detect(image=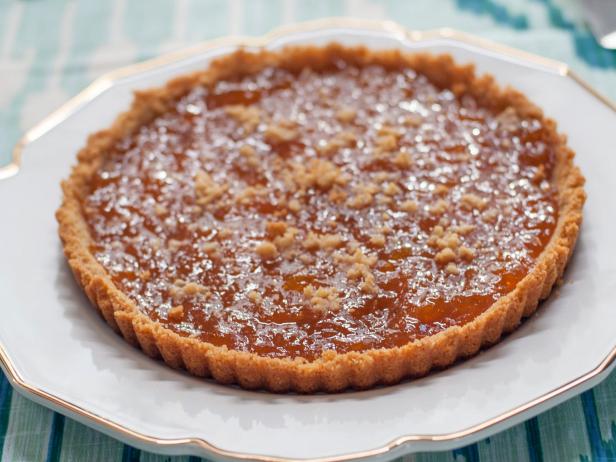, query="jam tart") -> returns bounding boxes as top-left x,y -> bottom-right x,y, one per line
57,44 -> 585,392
